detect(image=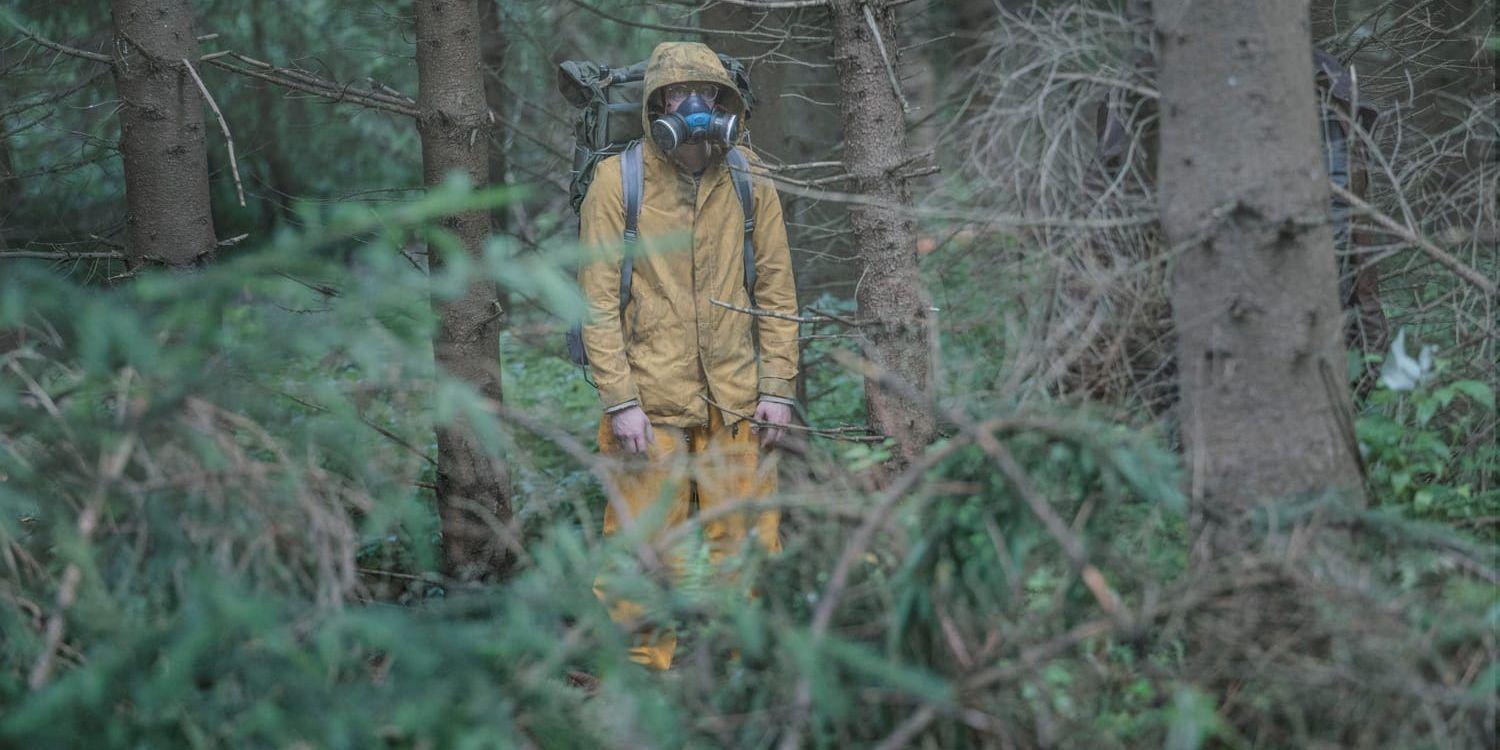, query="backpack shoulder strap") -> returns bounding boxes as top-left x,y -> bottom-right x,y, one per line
619,141 -> 644,312
726,147 -> 757,307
